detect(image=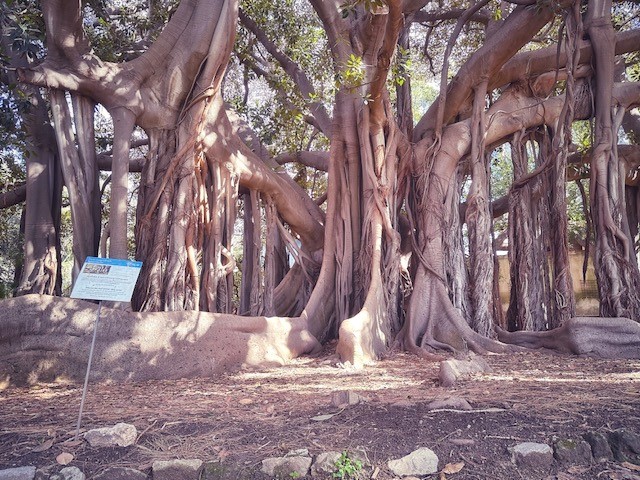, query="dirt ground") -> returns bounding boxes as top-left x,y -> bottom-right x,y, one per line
0,346 -> 639,479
